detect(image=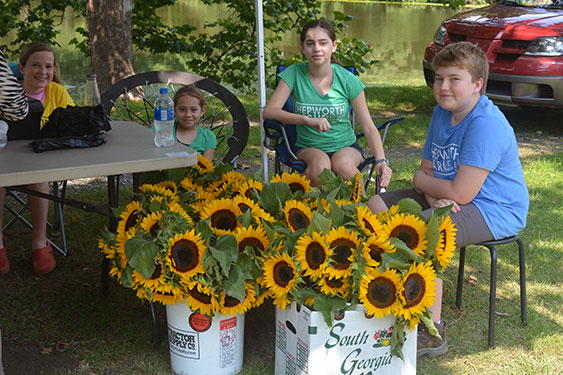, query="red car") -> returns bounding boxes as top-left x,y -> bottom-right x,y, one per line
423,0 -> 563,110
